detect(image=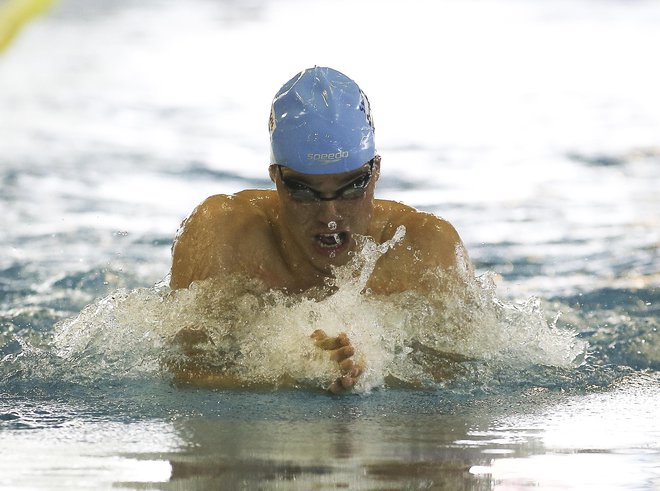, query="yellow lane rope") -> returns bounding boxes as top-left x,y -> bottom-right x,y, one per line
0,0 -> 56,53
